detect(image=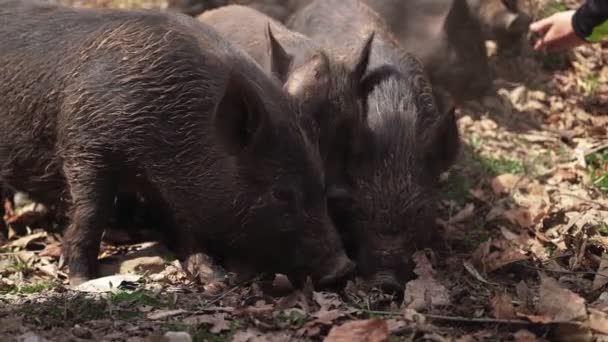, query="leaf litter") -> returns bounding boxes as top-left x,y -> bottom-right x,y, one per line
1,0 -> 608,341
